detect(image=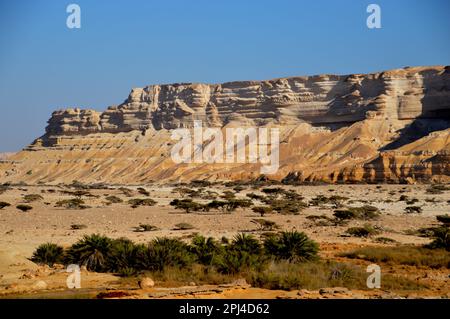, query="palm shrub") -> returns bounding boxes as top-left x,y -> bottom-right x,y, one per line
263,231 -> 319,262
190,235 -> 222,265
107,238 -> 140,275
31,243 -> 64,266
214,234 -> 267,274
137,238 -> 194,271
65,234 -> 112,272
